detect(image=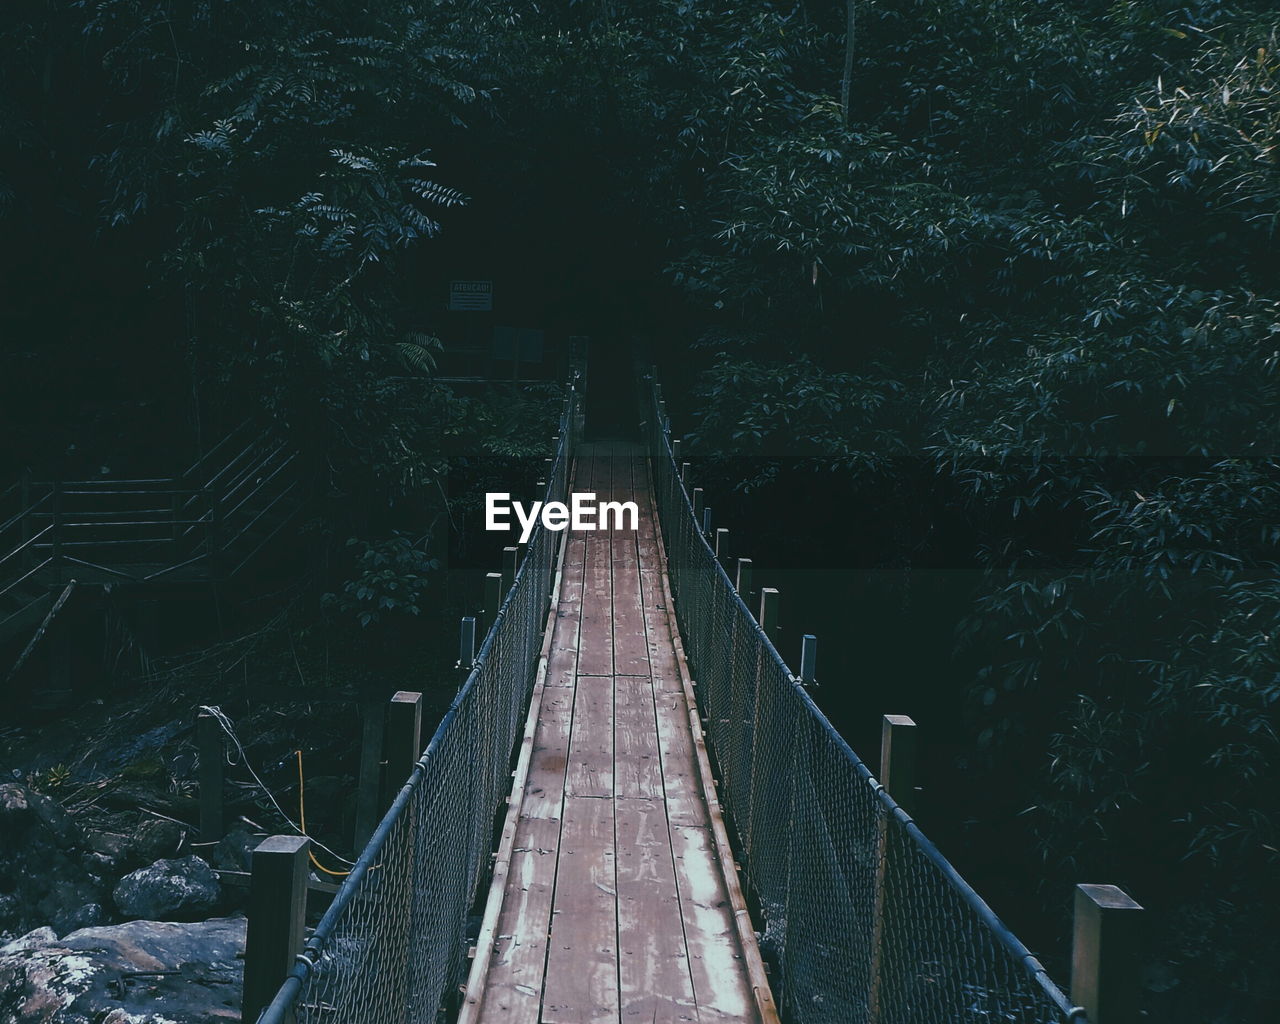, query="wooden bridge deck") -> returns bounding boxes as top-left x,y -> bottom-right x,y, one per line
461,444 -> 776,1024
